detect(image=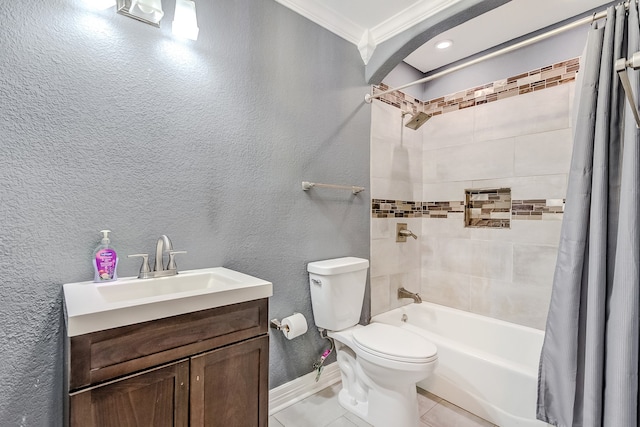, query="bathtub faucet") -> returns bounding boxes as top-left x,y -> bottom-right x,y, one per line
398,287 -> 422,303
